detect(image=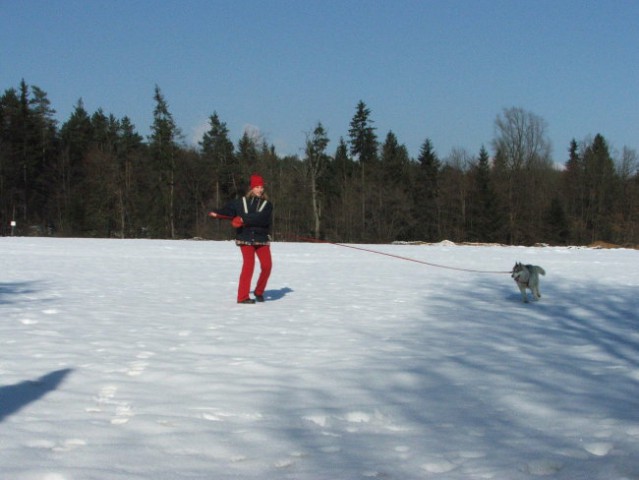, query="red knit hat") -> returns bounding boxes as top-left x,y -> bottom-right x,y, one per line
250,174 -> 265,189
